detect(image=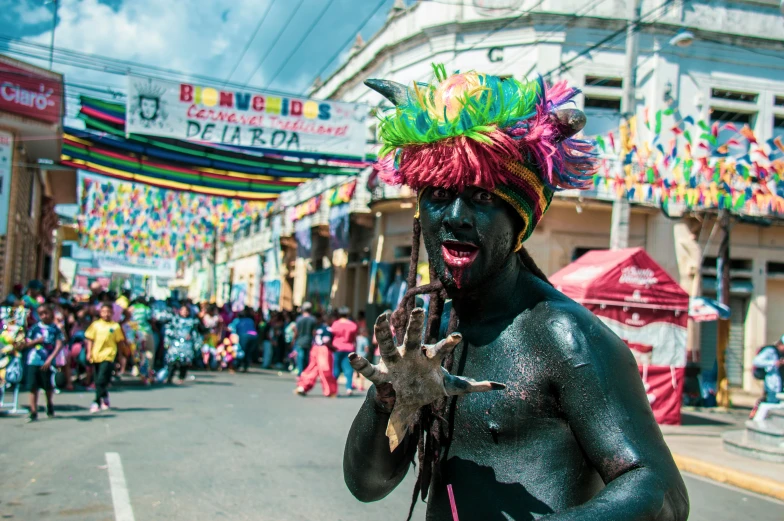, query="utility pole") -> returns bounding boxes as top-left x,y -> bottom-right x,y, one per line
609,0 -> 641,250
715,210 -> 731,407
47,0 -> 58,69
